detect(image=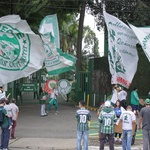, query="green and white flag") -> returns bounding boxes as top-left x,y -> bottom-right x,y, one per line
39,14 -> 76,75
129,24 -> 150,62
0,15 -> 45,85
103,11 -> 139,88
39,14 -> 60,49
